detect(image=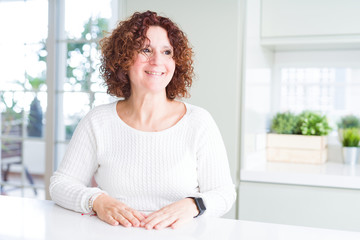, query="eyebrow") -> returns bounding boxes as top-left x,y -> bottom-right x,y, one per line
144,42 -> 173,49
161,45 -> 173,49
